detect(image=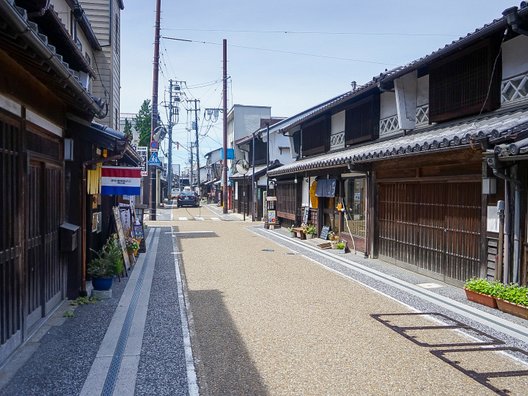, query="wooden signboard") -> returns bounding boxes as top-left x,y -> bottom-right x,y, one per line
113,206 -> 132,270
320,226 -> 330,240
302,206 -> 310,225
